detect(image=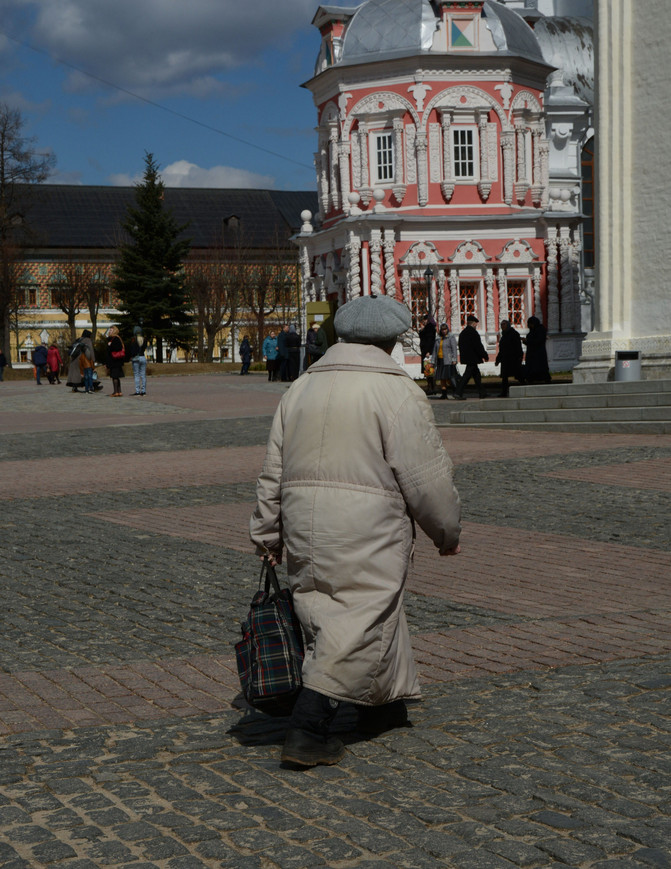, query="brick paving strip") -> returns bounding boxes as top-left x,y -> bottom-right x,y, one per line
546,455 -> 671,491
0,506 -> 667,736
1,432 -> 670,500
